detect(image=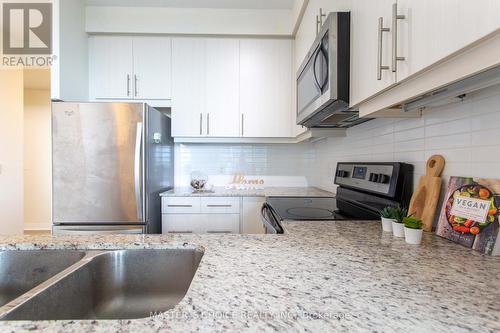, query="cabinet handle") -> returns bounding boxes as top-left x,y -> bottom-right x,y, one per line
168,231 -> 193,234
134,74 -> 138,97
316,15 -> 320,35
167,204 -> 193,207
207,231 -> 231,234
199,113 -> 203,135
319,8 -> 326,27
241,114 -> 245,136
206,113 -> 210,135
391,3 -> 406,72
206,205 -> 232,208
127,74 -> 131,96
377,17 -> 390,80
